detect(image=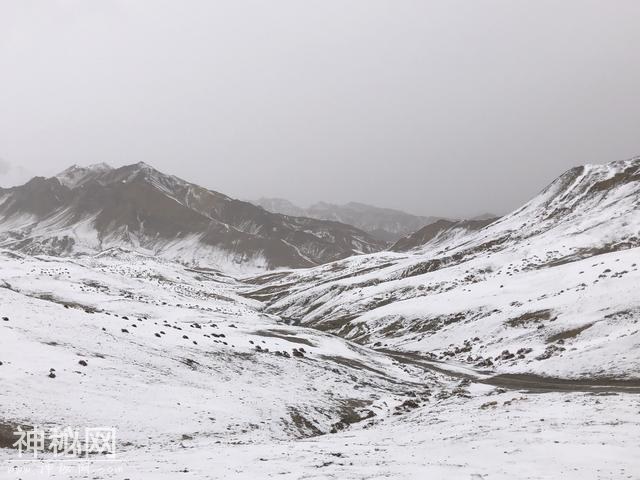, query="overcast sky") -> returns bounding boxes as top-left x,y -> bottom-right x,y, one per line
1,1 -> 639,217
